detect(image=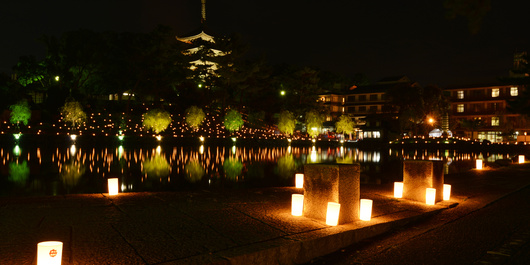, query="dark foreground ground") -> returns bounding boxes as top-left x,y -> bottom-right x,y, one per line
1,163 -> 530,265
